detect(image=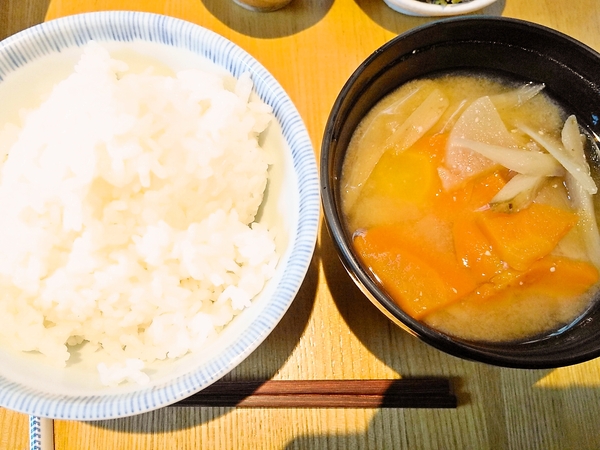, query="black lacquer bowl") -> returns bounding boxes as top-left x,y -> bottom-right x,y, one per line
321,17 -> 600,369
